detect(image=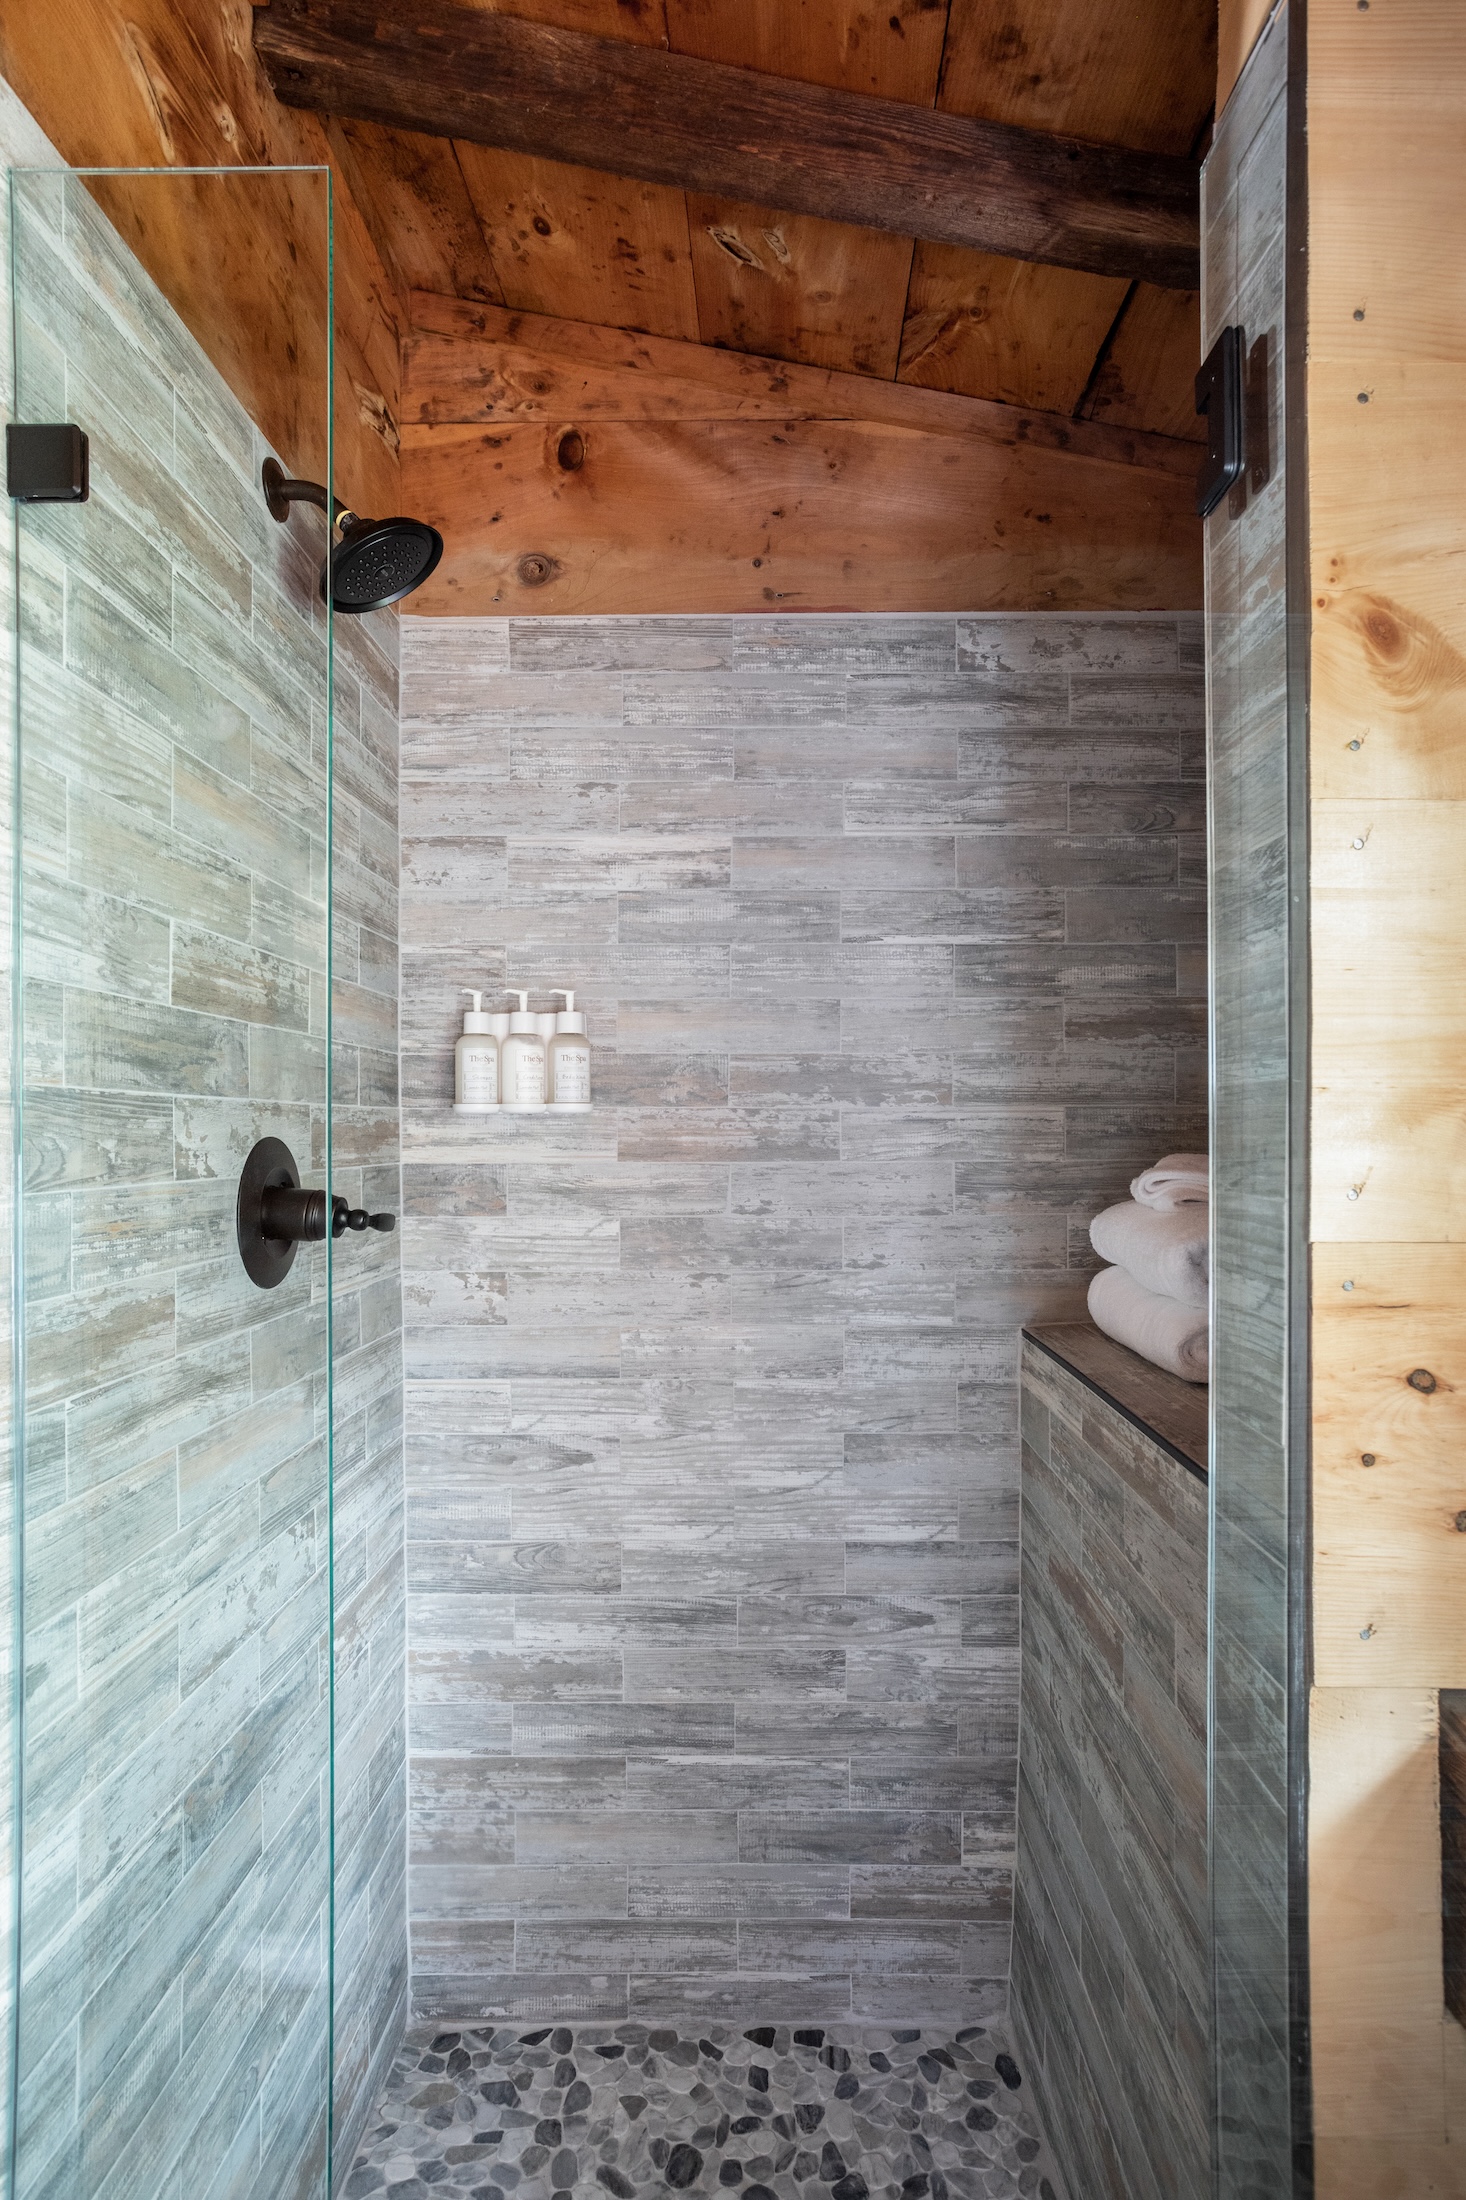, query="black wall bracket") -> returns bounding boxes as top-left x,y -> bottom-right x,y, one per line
1195,327 -> 1246,519
6,422 -> 88,503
